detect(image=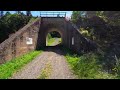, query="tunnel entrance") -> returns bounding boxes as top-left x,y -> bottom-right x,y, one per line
46,31 -> 62,46
36,18 -> 67,50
